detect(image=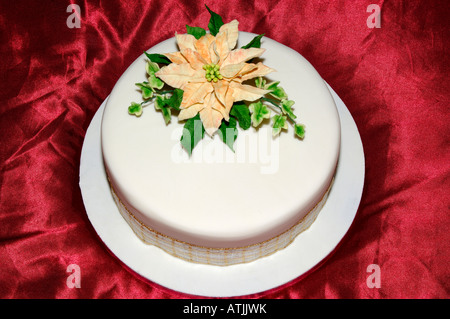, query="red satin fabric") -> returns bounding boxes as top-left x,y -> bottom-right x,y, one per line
1,0 -> 449,299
